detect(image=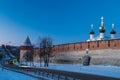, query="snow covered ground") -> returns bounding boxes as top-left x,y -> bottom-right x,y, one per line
1,63 -> 120,80
32,63 -> 120,79
0,67 -> 38,80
